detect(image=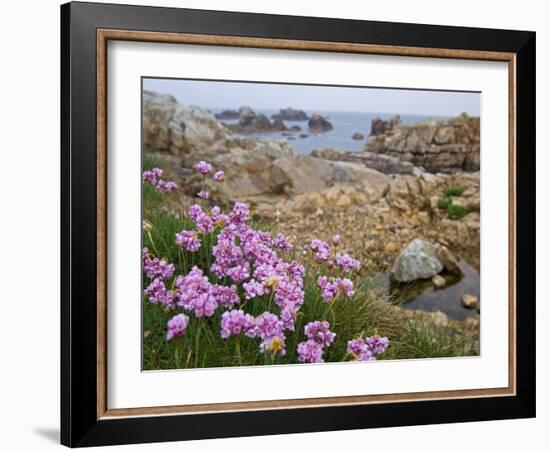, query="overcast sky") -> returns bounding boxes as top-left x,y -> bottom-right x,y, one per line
143,78 -> 480,116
